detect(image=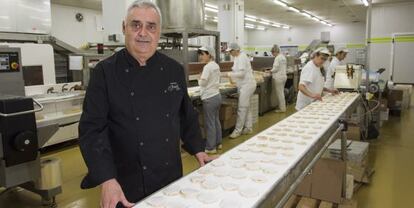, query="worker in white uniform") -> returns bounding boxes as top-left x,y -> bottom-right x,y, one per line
325,47 -> 349,90
197,46 -> 222,154
225,43 -> 257,139
295,47 -> 339,110
269,44 -> 287,113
